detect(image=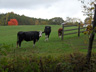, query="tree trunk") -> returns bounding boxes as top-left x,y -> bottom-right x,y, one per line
86,4 -> 96,63
86,33 -> 95,63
